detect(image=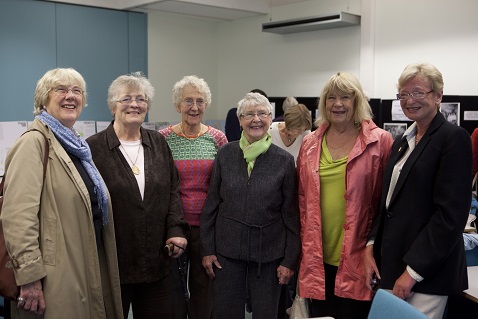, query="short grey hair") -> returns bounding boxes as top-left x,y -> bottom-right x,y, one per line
107,72 -> 154,113
236,92 -> 273,116
172,75 -> 211,108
